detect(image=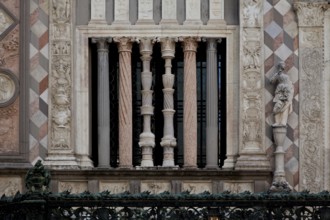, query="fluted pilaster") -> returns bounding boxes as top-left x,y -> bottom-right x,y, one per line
138,38 -> 155,167
114,37 -> 134,169
160,38 -> 177,167
182,37 -> 199,169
